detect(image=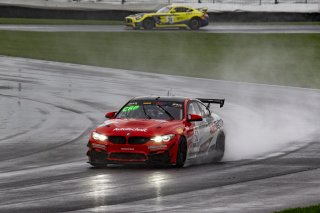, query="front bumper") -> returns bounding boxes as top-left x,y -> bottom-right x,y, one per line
87,149 -> 172,166
200,17 -> 209,27
87,137 -> 178,166
125,17 -> 143,28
